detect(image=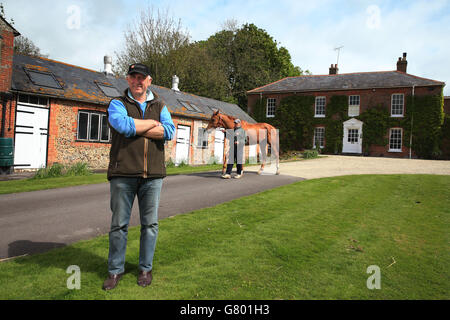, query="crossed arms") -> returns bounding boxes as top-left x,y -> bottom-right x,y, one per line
134,119 -> 164,140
